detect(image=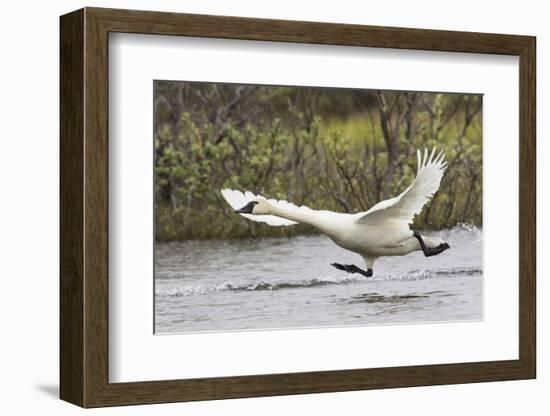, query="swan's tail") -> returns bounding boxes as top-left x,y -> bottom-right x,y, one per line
423,235 -> 445,248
